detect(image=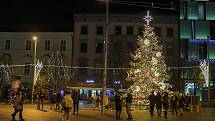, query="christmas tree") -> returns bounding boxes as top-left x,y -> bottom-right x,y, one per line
127,11 -> 169,101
